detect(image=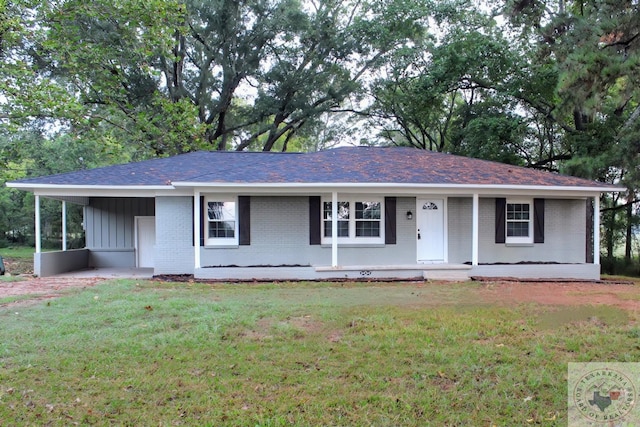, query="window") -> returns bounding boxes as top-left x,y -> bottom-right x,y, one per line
322,198 -> 383,244
506,201 -> 532,244
206,198 -> 237,245
323,201 -> 350,237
